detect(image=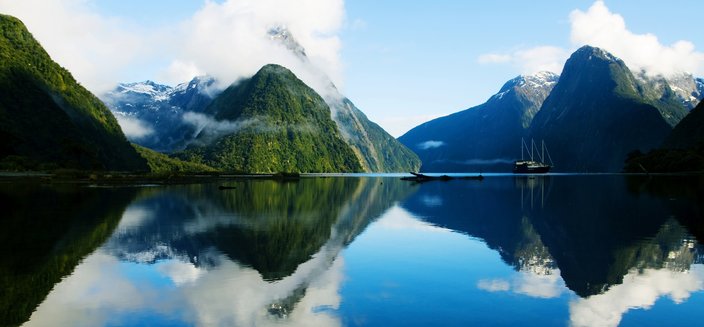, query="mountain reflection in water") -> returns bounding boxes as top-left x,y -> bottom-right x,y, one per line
401,175 -> 704,326
2,175 -> 703,327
